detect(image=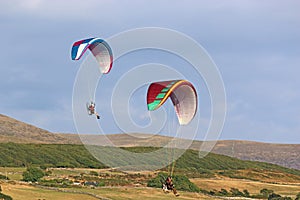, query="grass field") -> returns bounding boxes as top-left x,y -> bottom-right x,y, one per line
1,183 -> 99,200
74,187 -> 215,200
191,177 -> 300,197
0,167 -> 25,181
1,167 -> 299,199
1,178 -> 299,199
1,183 -> 216,200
